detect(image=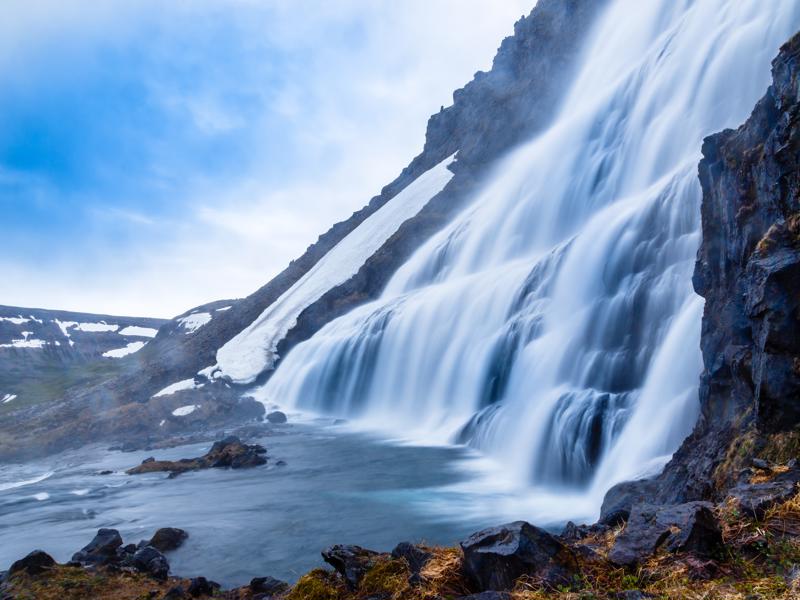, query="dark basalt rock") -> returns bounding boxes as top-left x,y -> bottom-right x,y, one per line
8,550 -> 55,576
250,576 -> 289,595
149,527 -> 189,552
609,502 -> 722,566
187,577 -> 219,597
71,528 -> 123,565
729,474 -> 800,519
460,521 -> 578,591
132,545 -> 170,581
391,542 -> 432,576
600,479 -> 659,525
321,545 -> 384,589
126,436 -> 266,476
457,593 -> 511,600
266,410 -> 287,424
